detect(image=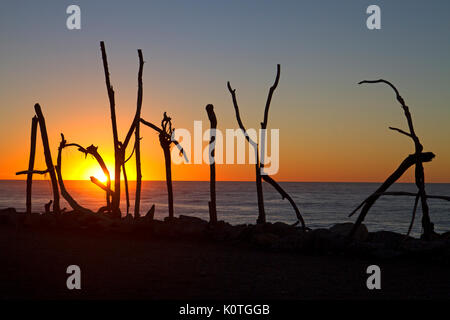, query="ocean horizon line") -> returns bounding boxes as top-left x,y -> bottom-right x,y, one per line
1,179 -> 450,184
